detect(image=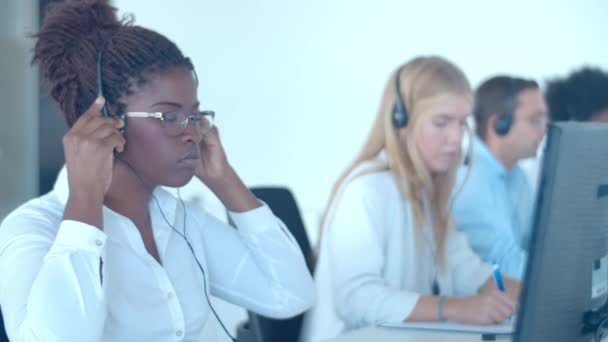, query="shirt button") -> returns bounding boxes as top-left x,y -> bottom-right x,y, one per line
176,330 -> 183,337
167,292 -> 174,300
95,239 -> 103,247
